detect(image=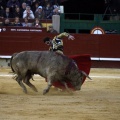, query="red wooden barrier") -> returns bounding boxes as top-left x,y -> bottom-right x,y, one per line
0,27 -> 120,68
